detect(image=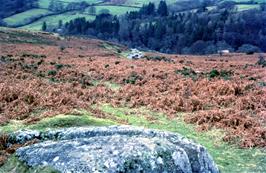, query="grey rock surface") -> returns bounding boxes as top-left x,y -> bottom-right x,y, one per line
14,126 -> 219,173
